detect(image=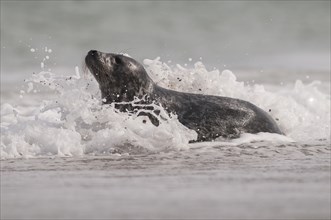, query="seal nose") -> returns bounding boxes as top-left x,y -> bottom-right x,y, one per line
88,50 -> 98,56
